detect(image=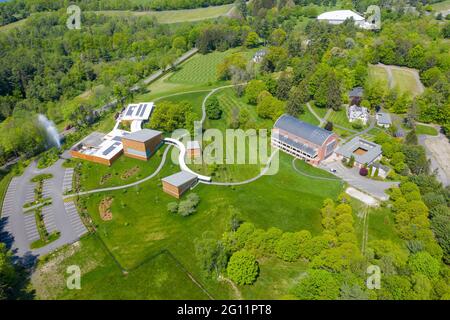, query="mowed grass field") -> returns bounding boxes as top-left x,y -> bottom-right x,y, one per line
416,124 -> 439,136
33,151 -> 342,299
368,64 -> 423,96
169,48 -> 254,85
432,0 -> 450,12
190,88 -> 274,182
328,108 -> 354,130
94,4 -> 233,24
